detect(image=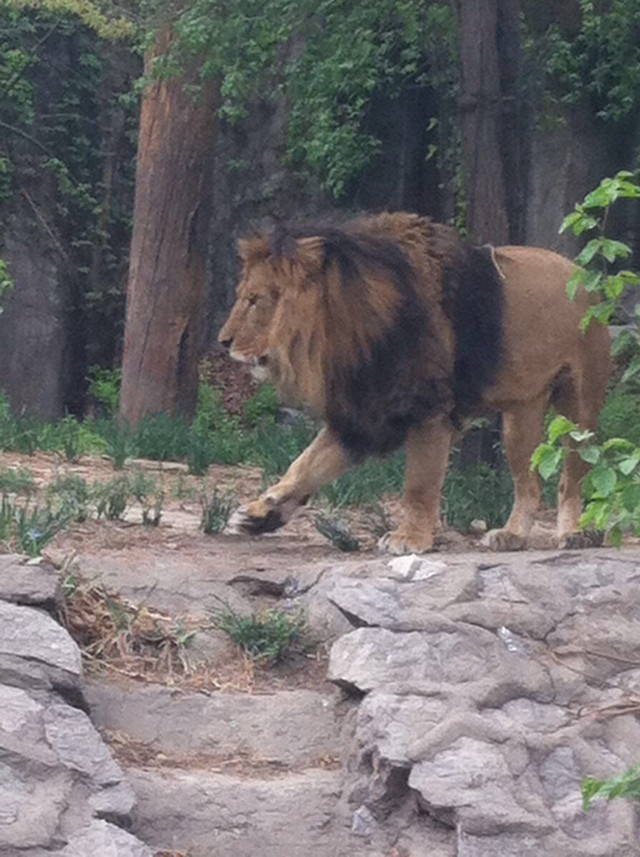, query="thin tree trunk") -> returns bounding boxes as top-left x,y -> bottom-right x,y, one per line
119,30 -> 216,427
